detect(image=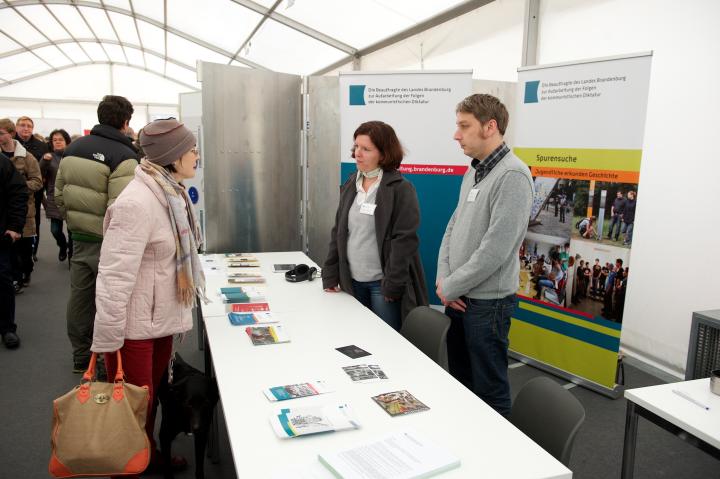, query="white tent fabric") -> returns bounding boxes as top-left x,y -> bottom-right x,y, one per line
0,0 -> 471,99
